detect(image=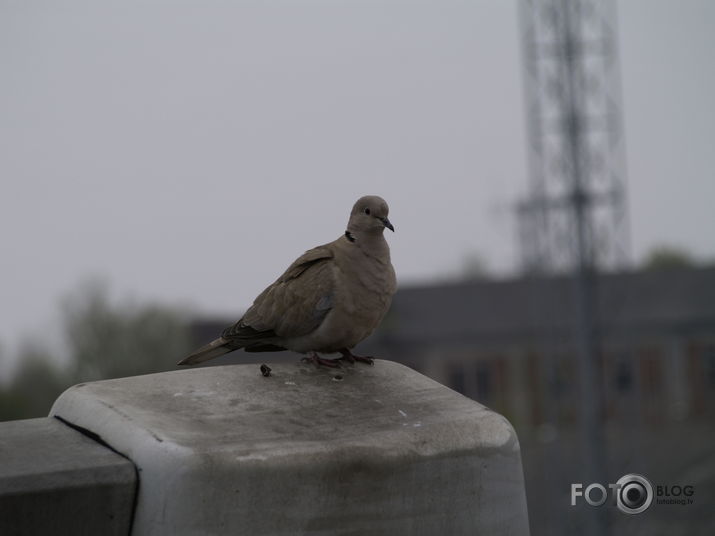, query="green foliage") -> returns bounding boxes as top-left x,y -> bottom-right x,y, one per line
62,279 -> 191,382
642,245 -> 695,271
460,251 -> 492,281
0,344 -> 68,421
0,279 -> 192,421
